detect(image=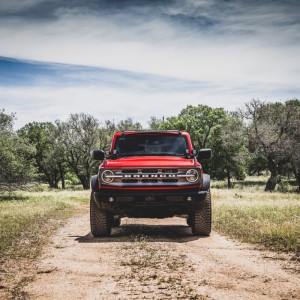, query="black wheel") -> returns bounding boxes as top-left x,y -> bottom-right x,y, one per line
90,192 -> 111,237
191,189 -> 212,236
